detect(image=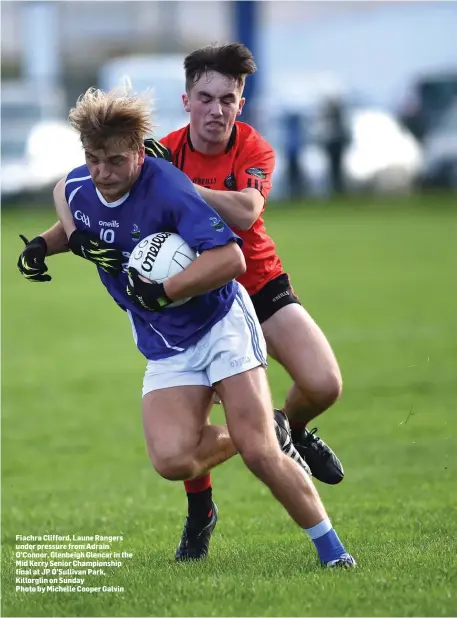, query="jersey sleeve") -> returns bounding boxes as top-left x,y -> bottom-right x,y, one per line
163,165 -> 242,253
234,139 -> 275,200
